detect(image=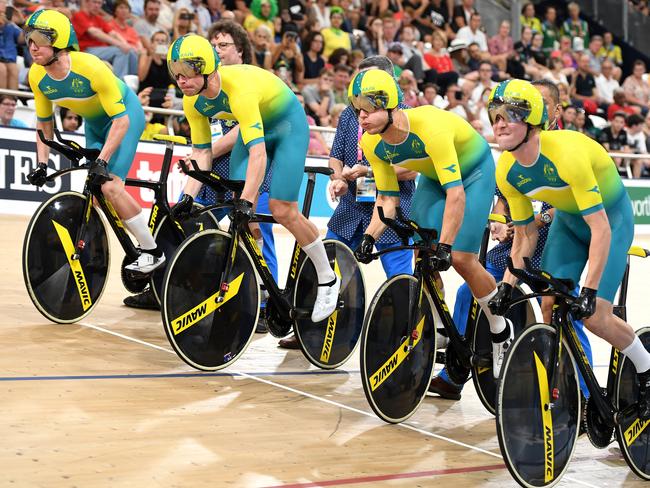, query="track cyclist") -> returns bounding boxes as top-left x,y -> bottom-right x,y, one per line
487,78 -> 650,419
349,68 -> 513,377
25,9 -> 165,274
166,33 -> 339,322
